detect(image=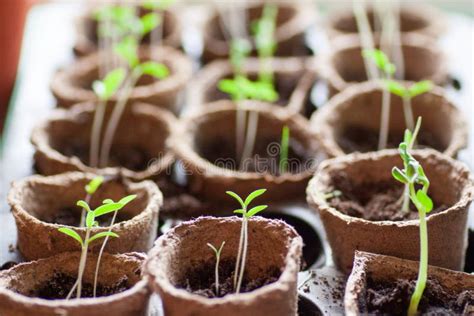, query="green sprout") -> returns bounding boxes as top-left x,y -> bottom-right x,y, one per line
90,68 -> 126,168
92,194 -> 136,297
79,176 -> 105,227
362,49 -> 395,150
58,197 -> 133,299
227,189 -> 268,293
207,241 -> 226,297
385,80 -> 433,132
279,125 -> 289,174
391,121 -> 433,316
